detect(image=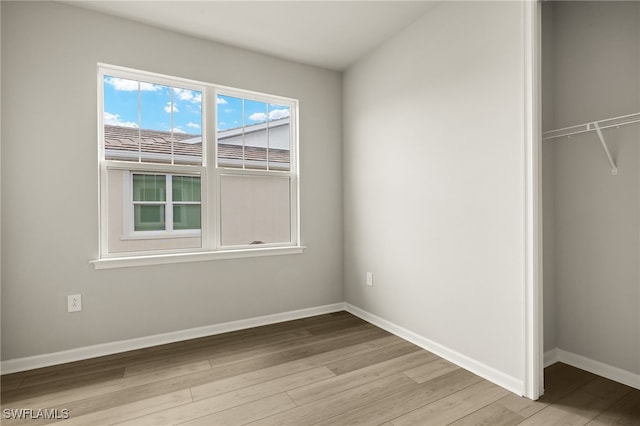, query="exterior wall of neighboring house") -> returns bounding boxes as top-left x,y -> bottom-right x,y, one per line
219,174 -> 291,246
107,169 -> 202,253
106,170 -> 292,252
